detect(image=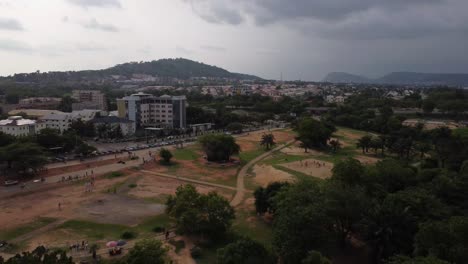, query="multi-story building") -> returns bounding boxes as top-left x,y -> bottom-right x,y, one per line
0,116 -> 38,137
72,90 -> 107,111
38,109 -> 102,134
91,116 -> 136,136
18,97 -> 62,110
117,92 -> 186,129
